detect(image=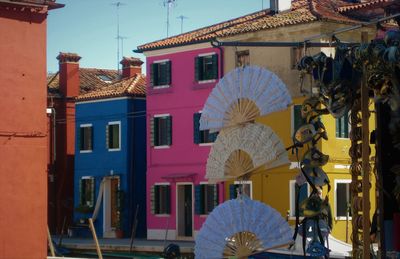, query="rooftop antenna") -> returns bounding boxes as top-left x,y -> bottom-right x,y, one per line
163,0 -> 177,37
176,15 -> 188,34
116,35 -> 128,59
111,1 -> 126,72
